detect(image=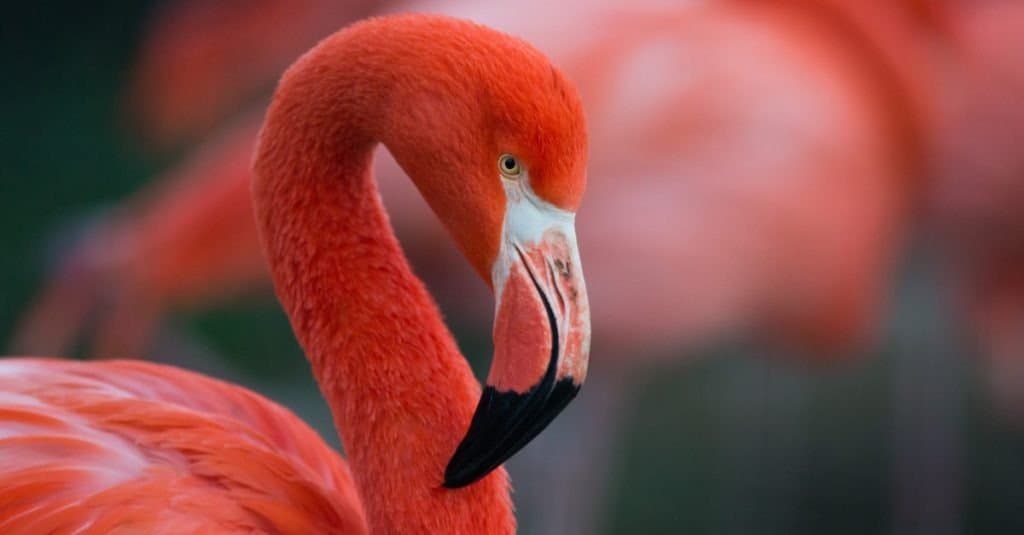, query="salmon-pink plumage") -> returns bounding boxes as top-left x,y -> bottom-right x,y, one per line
0,359 -> 365,534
